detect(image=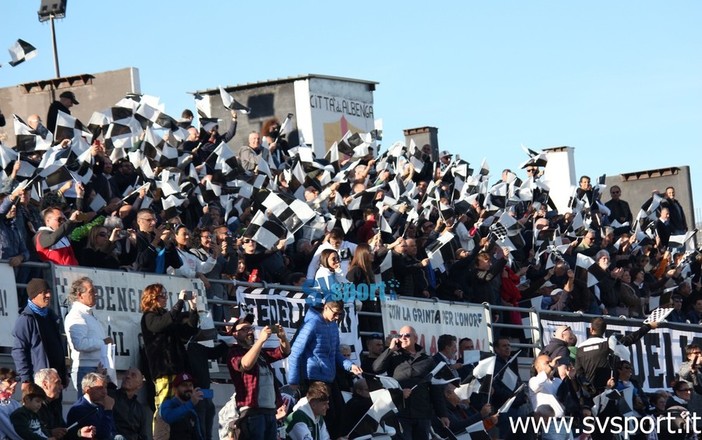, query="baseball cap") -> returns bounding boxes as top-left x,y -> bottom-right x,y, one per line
440,150 -> 452,158
228,313 -> 254,334
554,325 -> 571,339
59,91 -> 79,105
172,372 -> 195,388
